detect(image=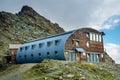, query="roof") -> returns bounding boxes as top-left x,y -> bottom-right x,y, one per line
9,44 -> 22,49
26,29 -> 76,43
75,48 -> 85,52
78,27 -> 102,34
25,27 -> 102,43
